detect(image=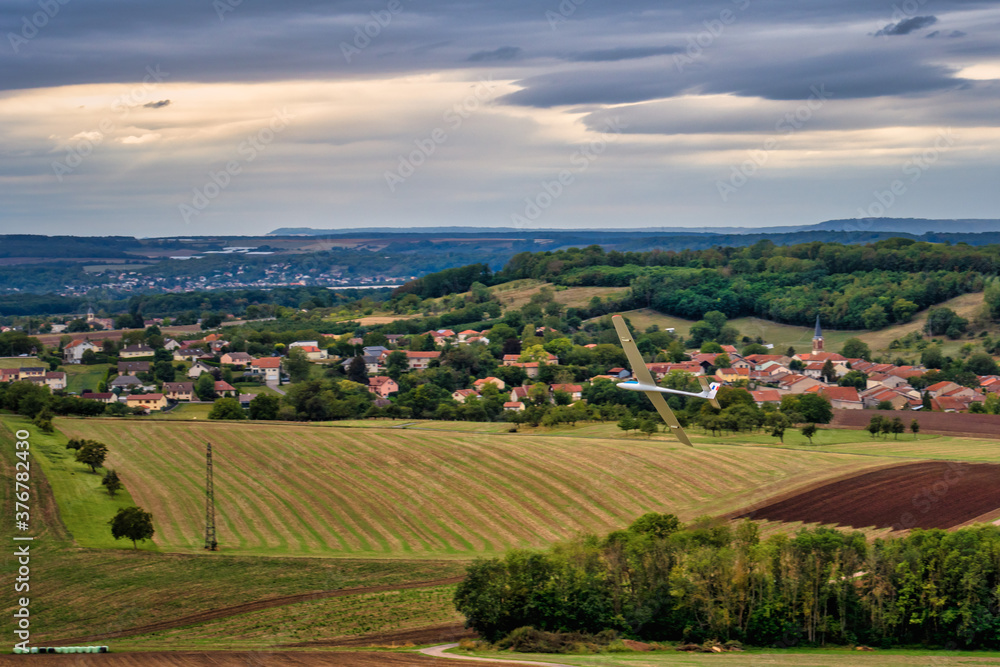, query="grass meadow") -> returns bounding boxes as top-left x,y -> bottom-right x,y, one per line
615,291 -> 994,358
5,413 -> 1000,656
50,417 -> 908,558
0,417 -> 467,645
